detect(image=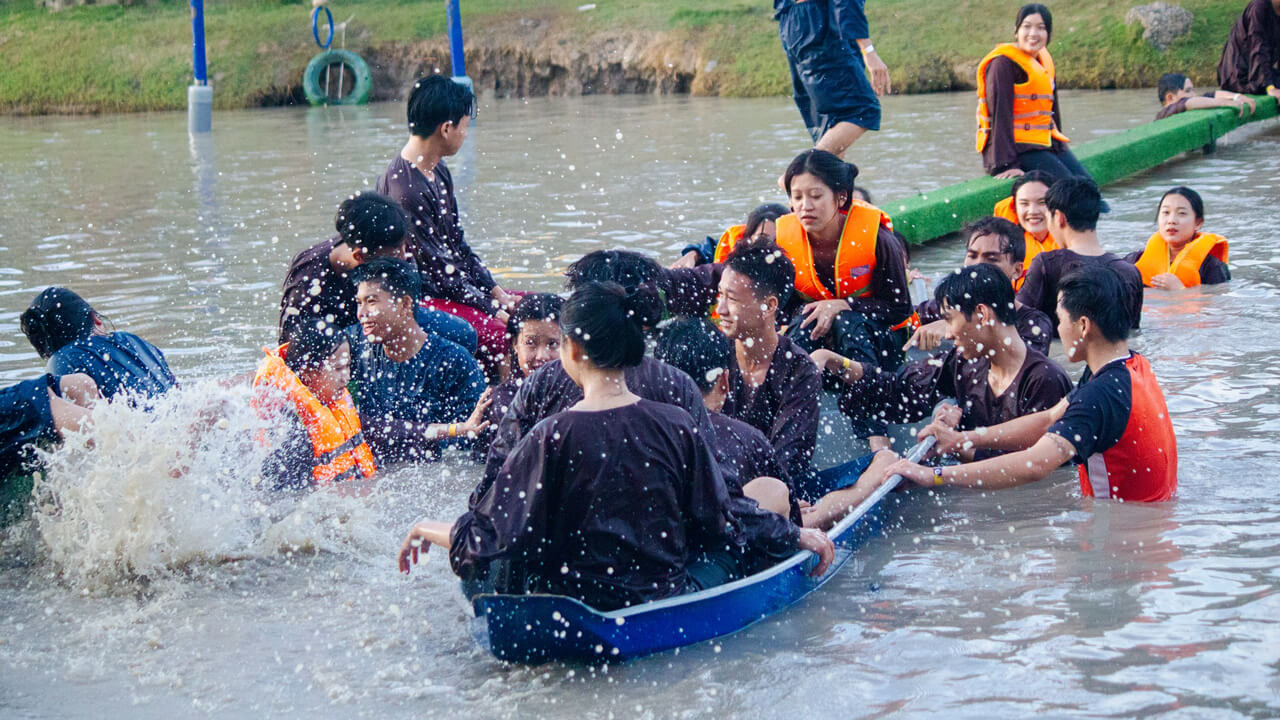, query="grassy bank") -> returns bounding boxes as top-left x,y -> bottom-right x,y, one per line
0,0 -> 1246,114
